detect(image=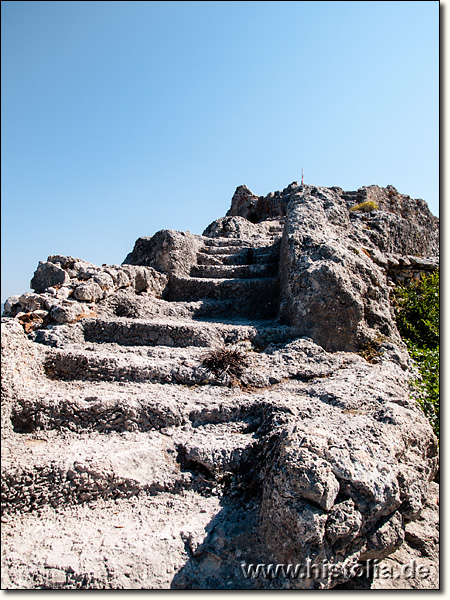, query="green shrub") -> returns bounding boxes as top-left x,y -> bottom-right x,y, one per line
394,270 -> 439,349
349,200 -> 379,212
411,346 -> 439,438
392,270 -> 439,438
